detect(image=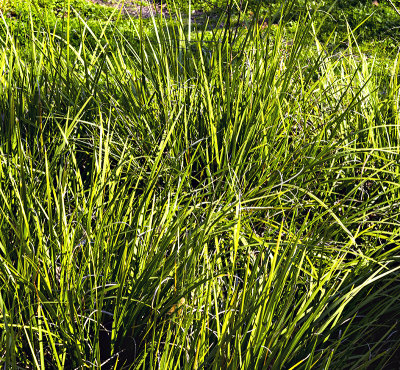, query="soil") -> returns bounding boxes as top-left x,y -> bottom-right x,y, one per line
87,0 -> 221,26
87,0 -> 169,18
